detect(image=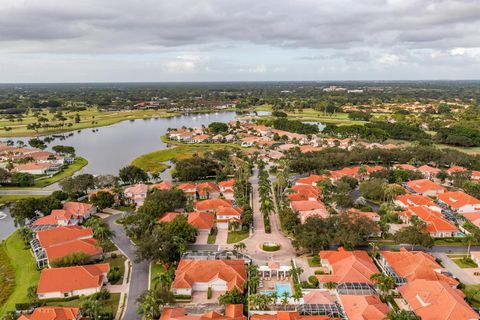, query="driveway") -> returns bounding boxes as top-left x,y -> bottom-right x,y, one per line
195,230 -> 209,244
432,252 -> 479,285
105,214 -> 149,320
215,227 -> 228,245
